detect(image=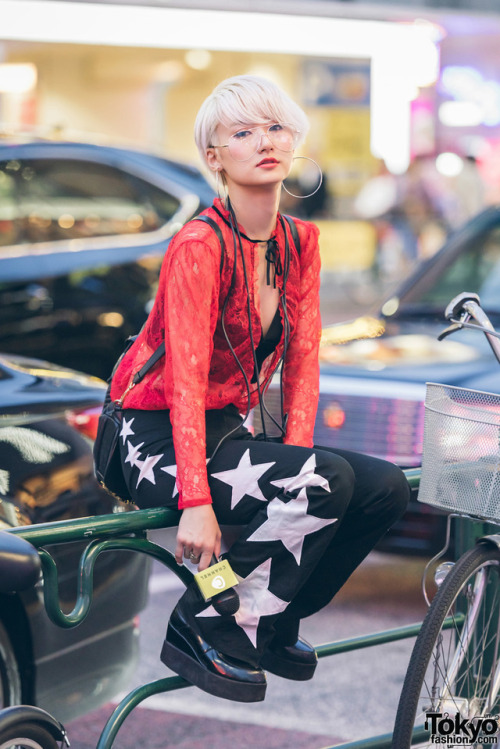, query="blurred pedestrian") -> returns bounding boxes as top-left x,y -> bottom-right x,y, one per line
354,161 -> 412,280
448,155 -> 486,227
109,75 -> 410,703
